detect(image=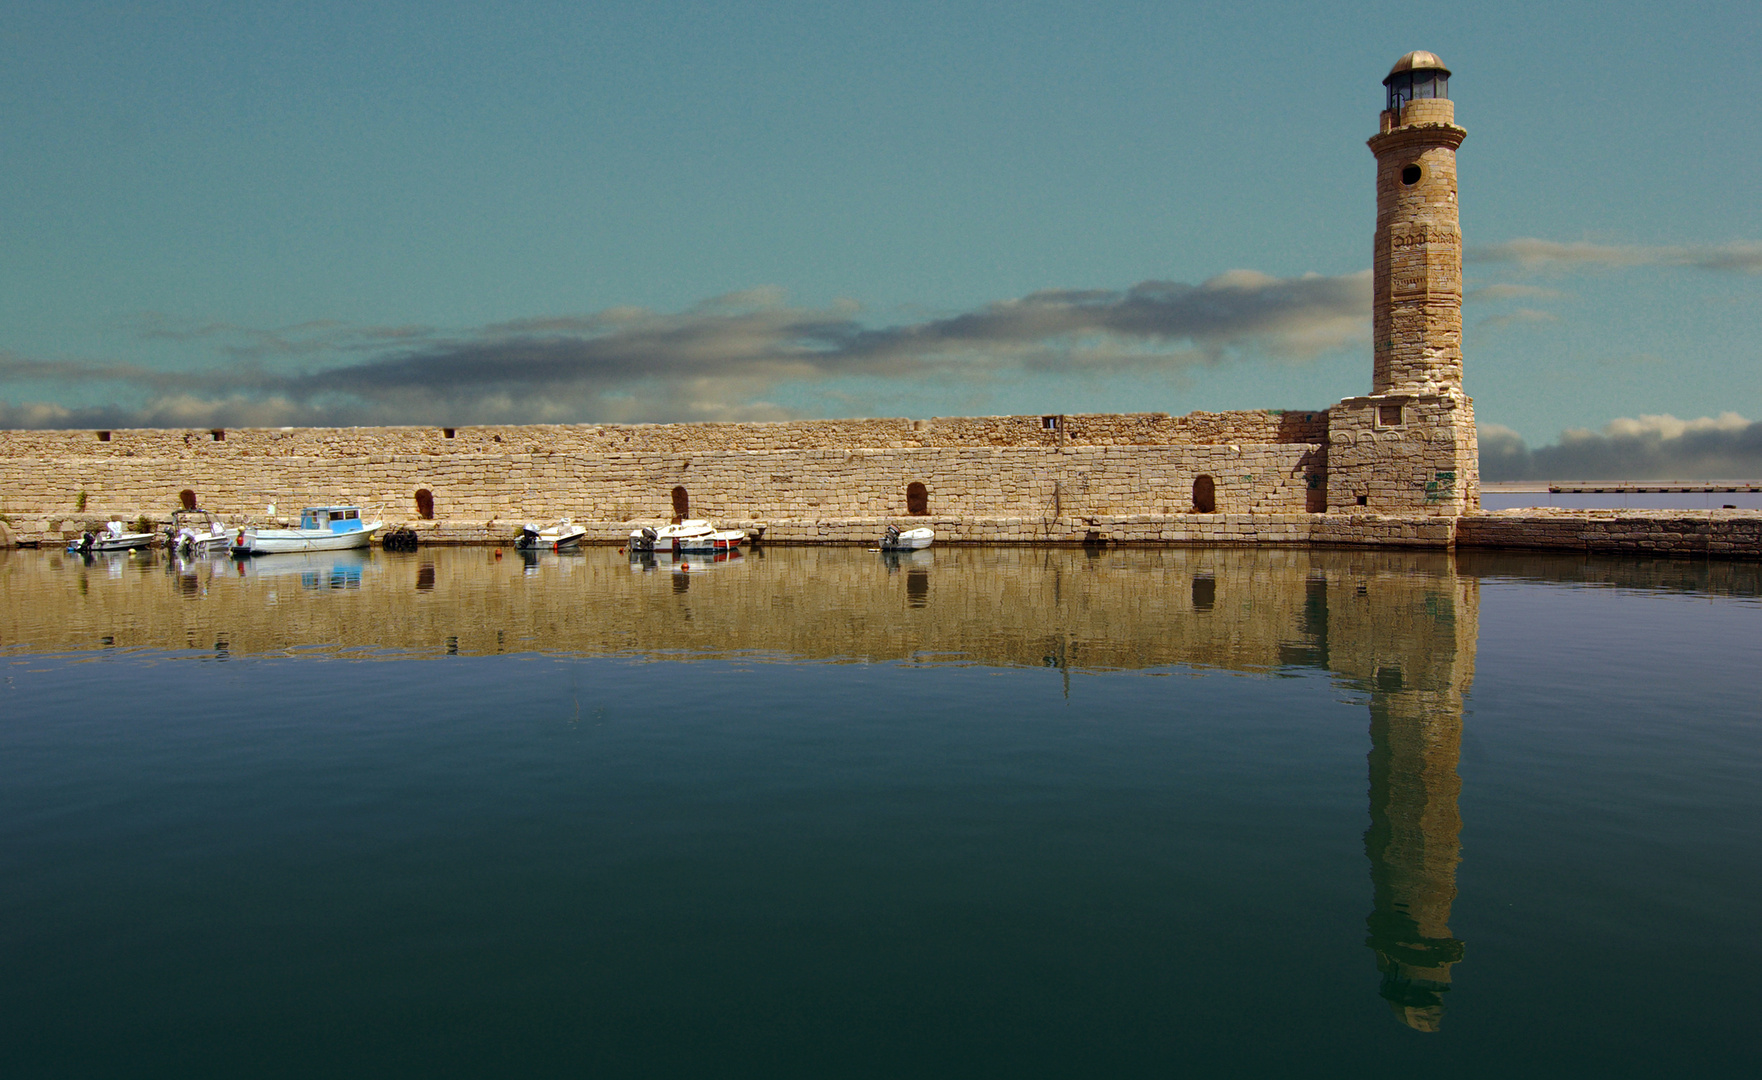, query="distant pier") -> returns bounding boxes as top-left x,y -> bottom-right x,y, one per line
1487,481 -> 1762,494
